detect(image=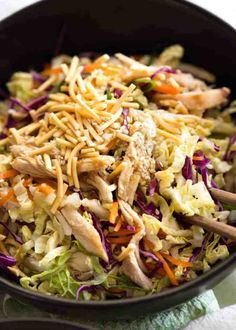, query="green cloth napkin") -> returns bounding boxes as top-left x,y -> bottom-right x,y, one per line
0,290 -> 219,330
